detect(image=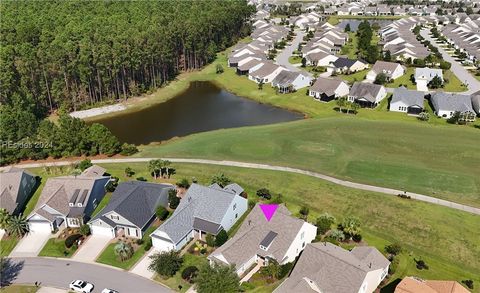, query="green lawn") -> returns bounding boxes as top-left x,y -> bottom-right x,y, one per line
337,69 -> 369,84
138,117 -> 480,207
94,162 -> 480,291
155,253 -> 208,293
287,56 -> 302,64
340,32 -> 357,59
92,192 -> 112,217
443,69 -> 468,92
96,225 -> 157,270
388,67 -> 416,89
0,285 -> 38,293
39,237 -> 76,258
0,236 -> 19,257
